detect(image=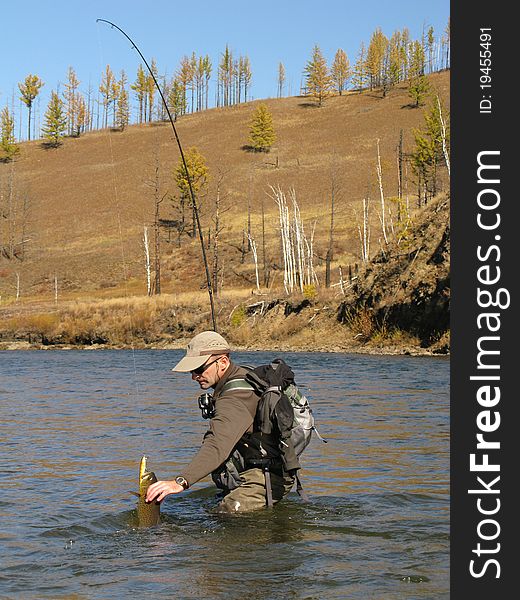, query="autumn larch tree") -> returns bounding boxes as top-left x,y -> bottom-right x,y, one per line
1,107 -> 19,161
146,58 -> 158,122
18,74 -> 44,141
248,103 -> 276,152
99,65 -> 118,128
304,45 -> 332,106
131,65 -> 147,124
408,40 -> 429,107
351,42 -> 367,92
238,55 -> 252,103
74,94 -> 88,137
63,67 -> 80,136
115,70 -> 130,130
331,49 -> 350,95
366,28 -> 388,90
202,55 -> 212,110
177,55 -> 194,113
174,147 -> 209,238
218,45 -> 233,107
41,91 -> 67,147
411,97 -> 450,203
168,77 -> 187,121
